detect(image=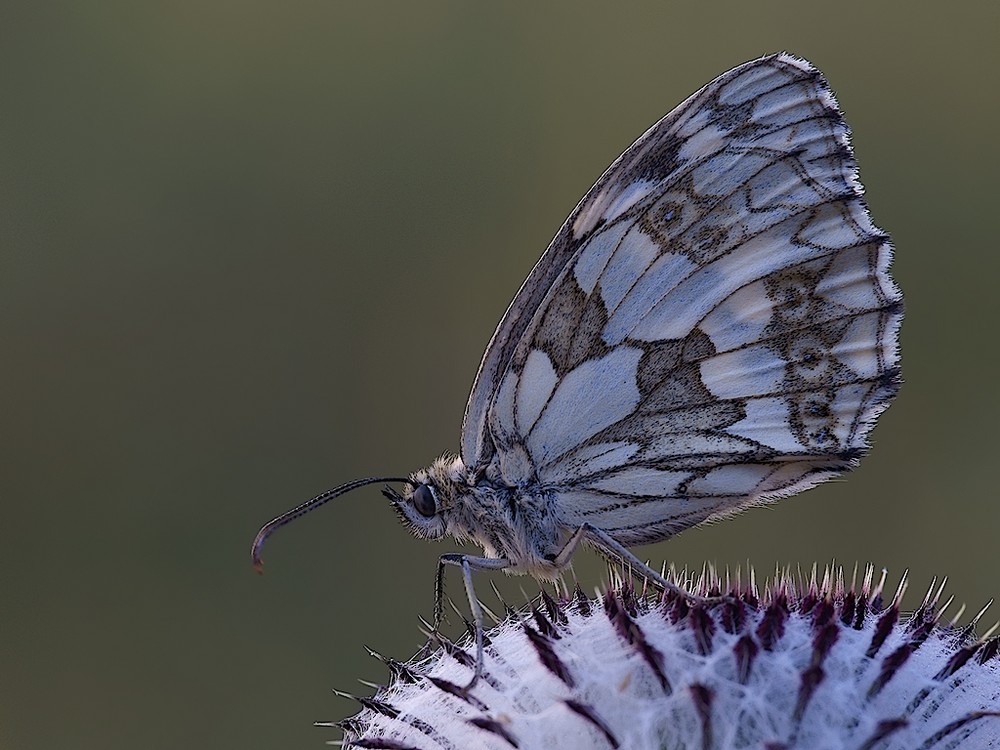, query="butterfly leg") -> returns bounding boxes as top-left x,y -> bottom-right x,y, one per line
551,523 -> 590,567
574,523 -> 722,605
436,553 -> 511,690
